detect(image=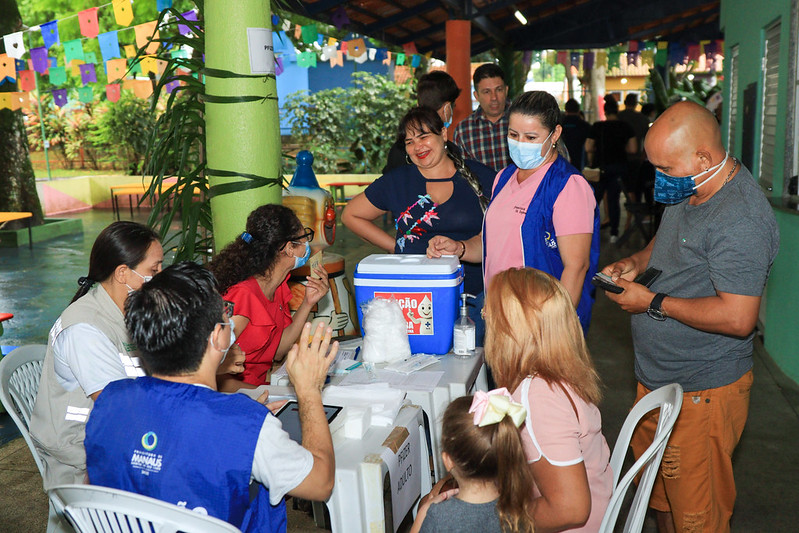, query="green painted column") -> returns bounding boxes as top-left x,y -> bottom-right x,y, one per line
205,0 -> 282,251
